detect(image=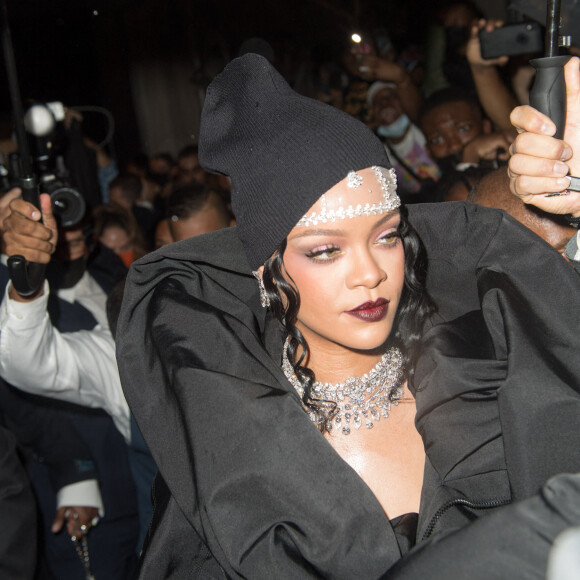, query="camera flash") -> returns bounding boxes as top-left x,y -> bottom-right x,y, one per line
24,105 -> 55,137
351,33 -> 362,43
